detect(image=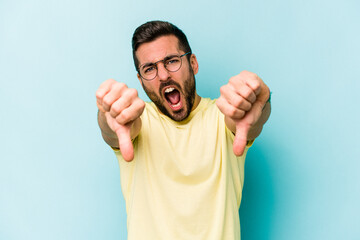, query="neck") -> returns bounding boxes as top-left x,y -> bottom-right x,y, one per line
191,93 -> 201,112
